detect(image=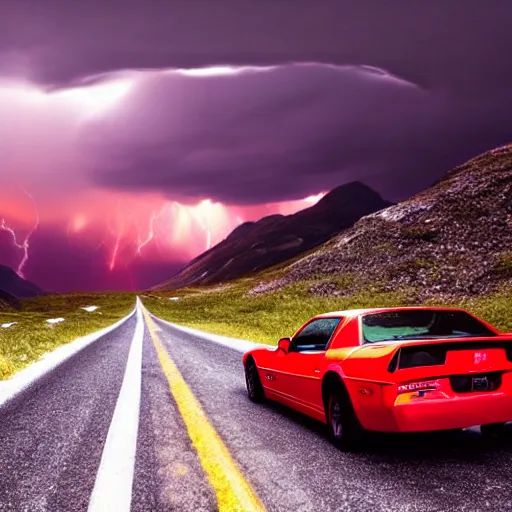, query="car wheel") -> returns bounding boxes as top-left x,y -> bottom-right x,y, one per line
481,422 -> 506,440
245,359 -> 265,403
327,391 -> 364,451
